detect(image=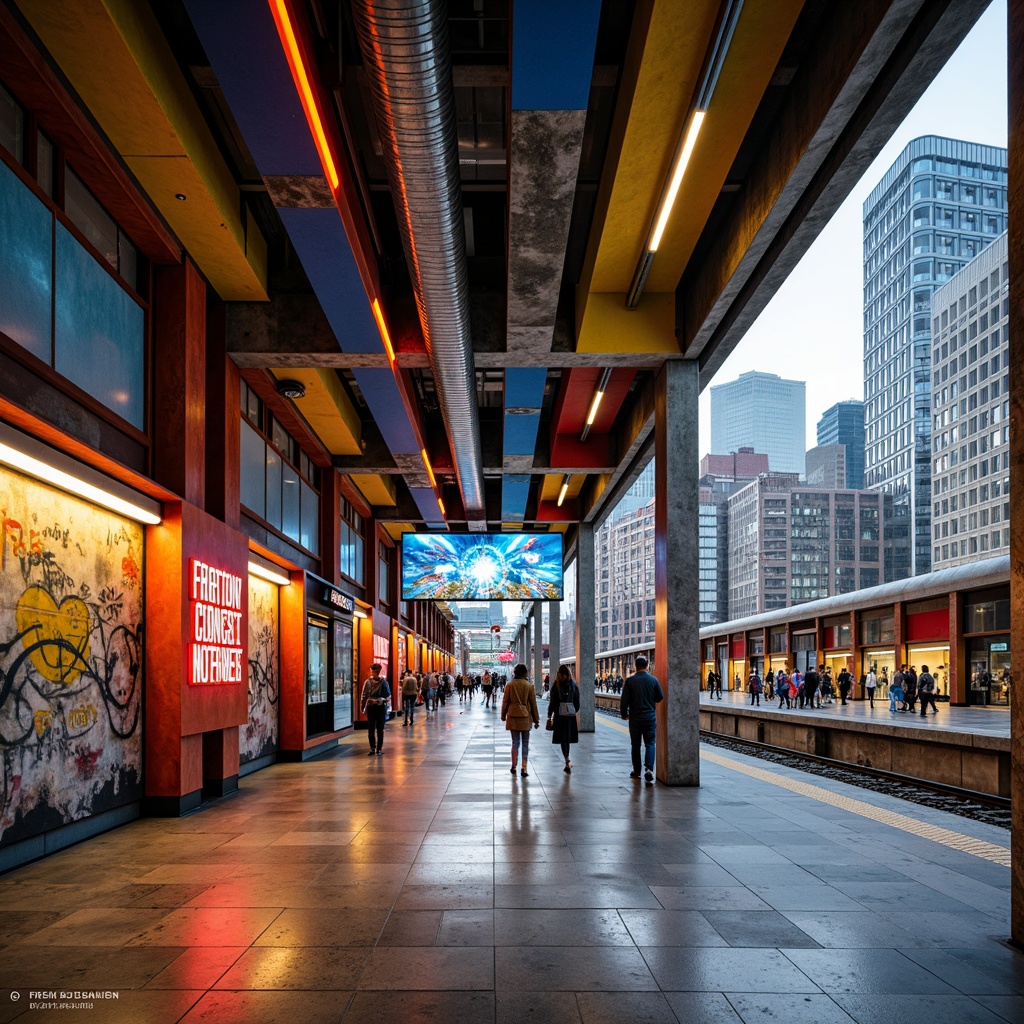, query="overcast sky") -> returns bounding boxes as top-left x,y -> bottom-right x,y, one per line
697,0 -> 1008,455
